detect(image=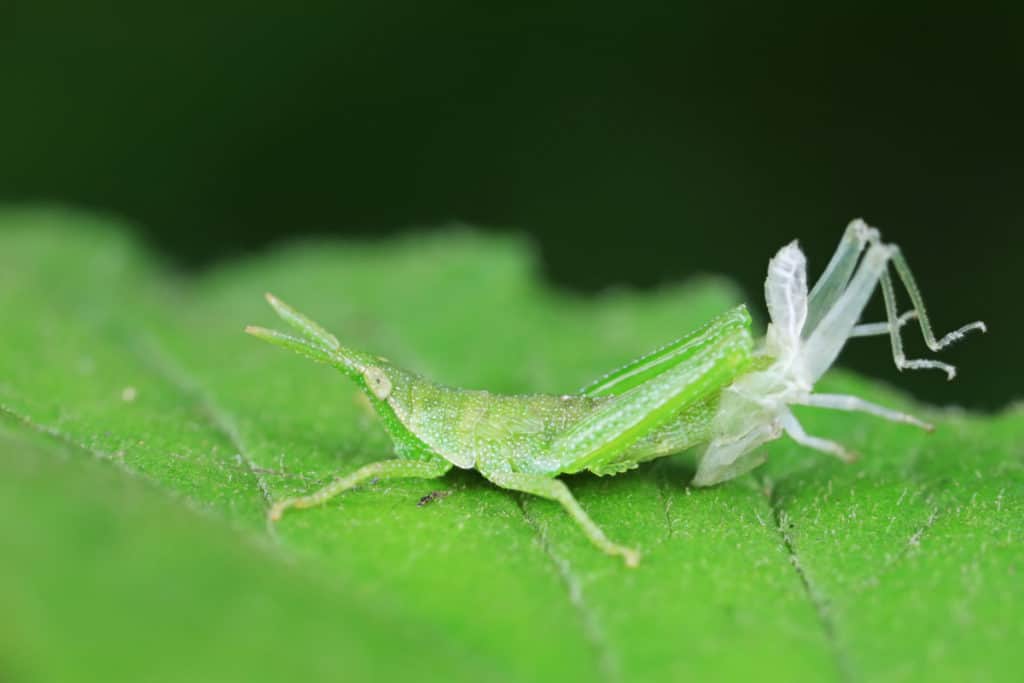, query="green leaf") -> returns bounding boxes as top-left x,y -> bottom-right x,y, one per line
1,207 -> 1021,683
